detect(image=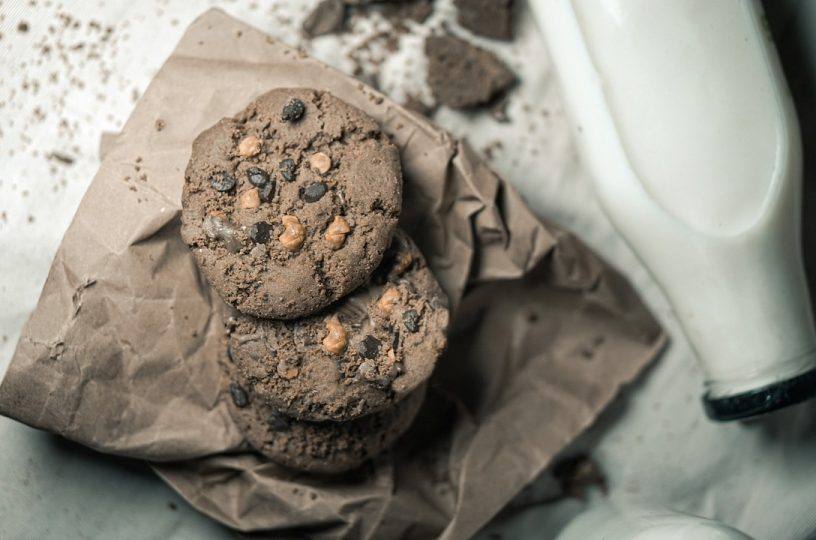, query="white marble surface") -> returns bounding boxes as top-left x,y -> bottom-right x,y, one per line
1,0 -> 815,538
